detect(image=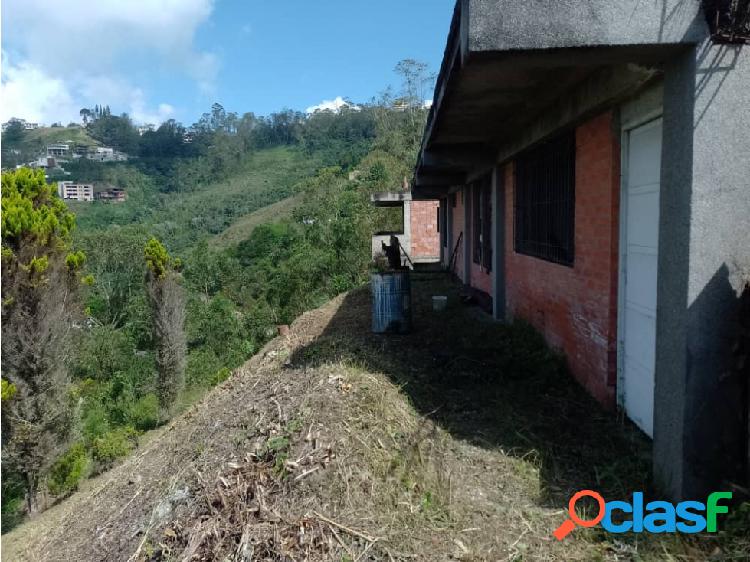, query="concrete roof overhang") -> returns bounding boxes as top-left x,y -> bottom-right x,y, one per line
413,0 -> 705,198
370,192 -> 412,207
